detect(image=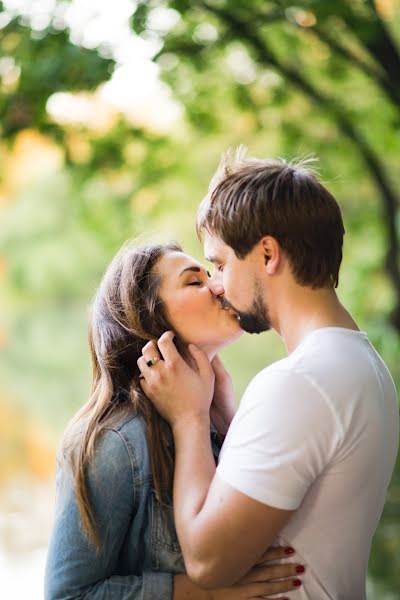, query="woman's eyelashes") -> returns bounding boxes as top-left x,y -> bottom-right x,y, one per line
188,275 -> 209,286
187,270 -> 211,286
